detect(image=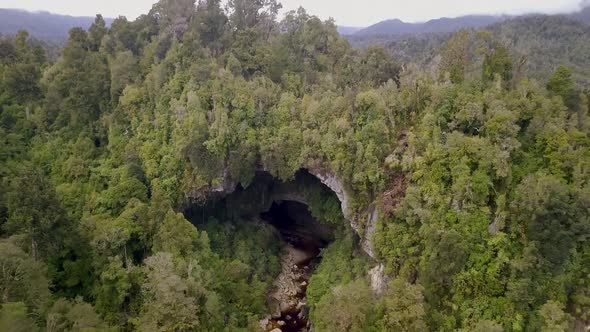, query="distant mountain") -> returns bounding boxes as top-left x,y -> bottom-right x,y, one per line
571,4 -> 590,24
354,15 -> 507,36
337,26 -> 363,35
348,14 -> 590,86
349,4 -> 590,37
0,9 -> 112,42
